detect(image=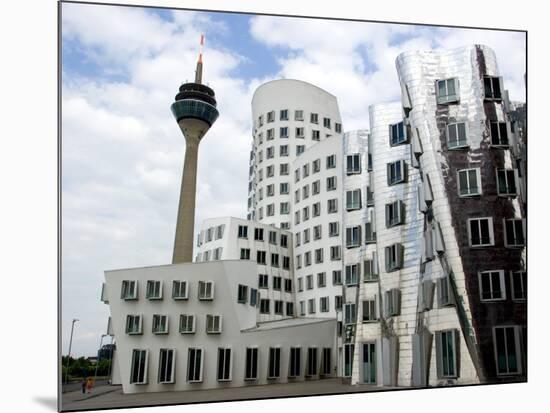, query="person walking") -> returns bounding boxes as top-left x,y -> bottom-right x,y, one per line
81,378 -> 86,394
86,377 -> 94,394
